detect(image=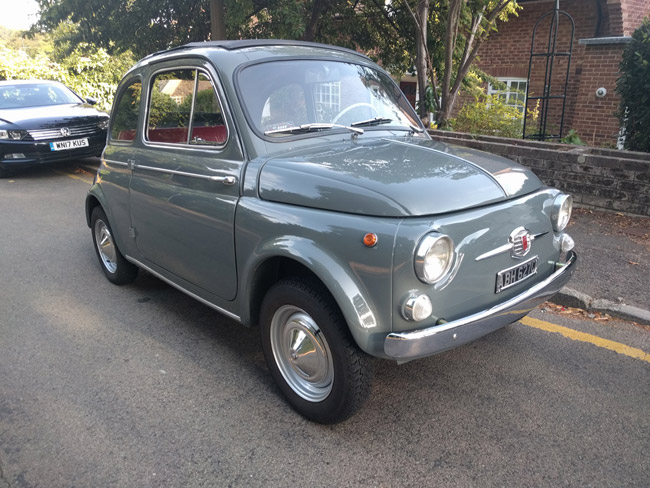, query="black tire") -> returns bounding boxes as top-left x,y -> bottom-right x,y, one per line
90,206 -> 138,285
260,278 -> 372,424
